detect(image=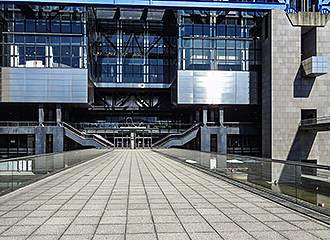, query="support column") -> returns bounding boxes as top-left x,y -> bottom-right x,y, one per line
203,107 -> 208,125
143,22 -> 149,83
200,127 -> 210,152
38,104 -> 44,126
53,127 -> 64,153
196,110 -> 200,123
201,126 -> 227,154
56,104 -> 62,124
117,23 -> 123,83
35,127 -> 46,155
219,107 -> 224,126
218,128 -> 227,154
210,110 -> 215,123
